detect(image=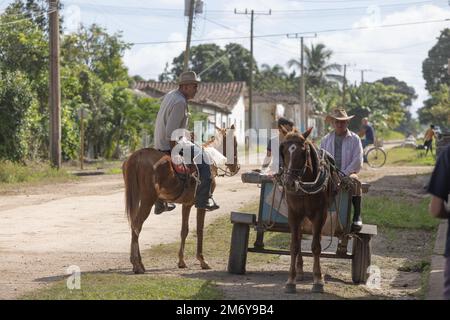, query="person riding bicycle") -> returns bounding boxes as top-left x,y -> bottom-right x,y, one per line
153,71 -> 219,214
358,117 -> 375,163
358,117 -> 375,149
320,108 -> 364,232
